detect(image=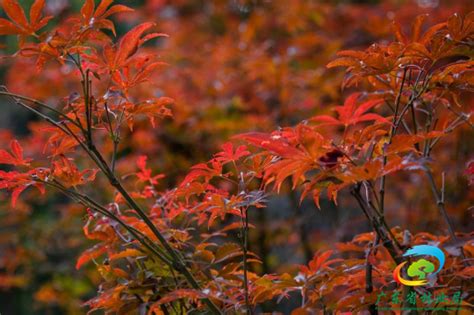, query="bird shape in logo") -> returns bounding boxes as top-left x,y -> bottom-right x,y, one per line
393,245 -> 445,286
